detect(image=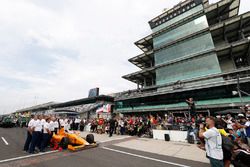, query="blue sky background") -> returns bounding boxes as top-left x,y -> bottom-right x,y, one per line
0,0 -> 249,114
